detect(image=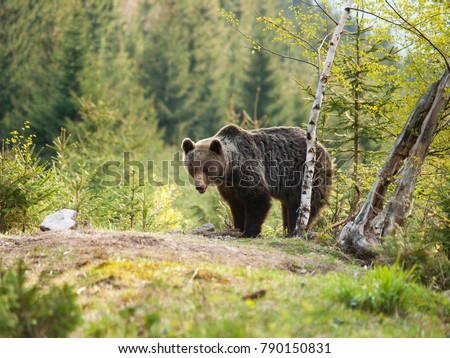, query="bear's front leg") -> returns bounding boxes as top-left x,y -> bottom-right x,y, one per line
281,203 -> 289,235
242,192 -> 271,238
228,197 -> 245,232
218,185 -> 245,232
